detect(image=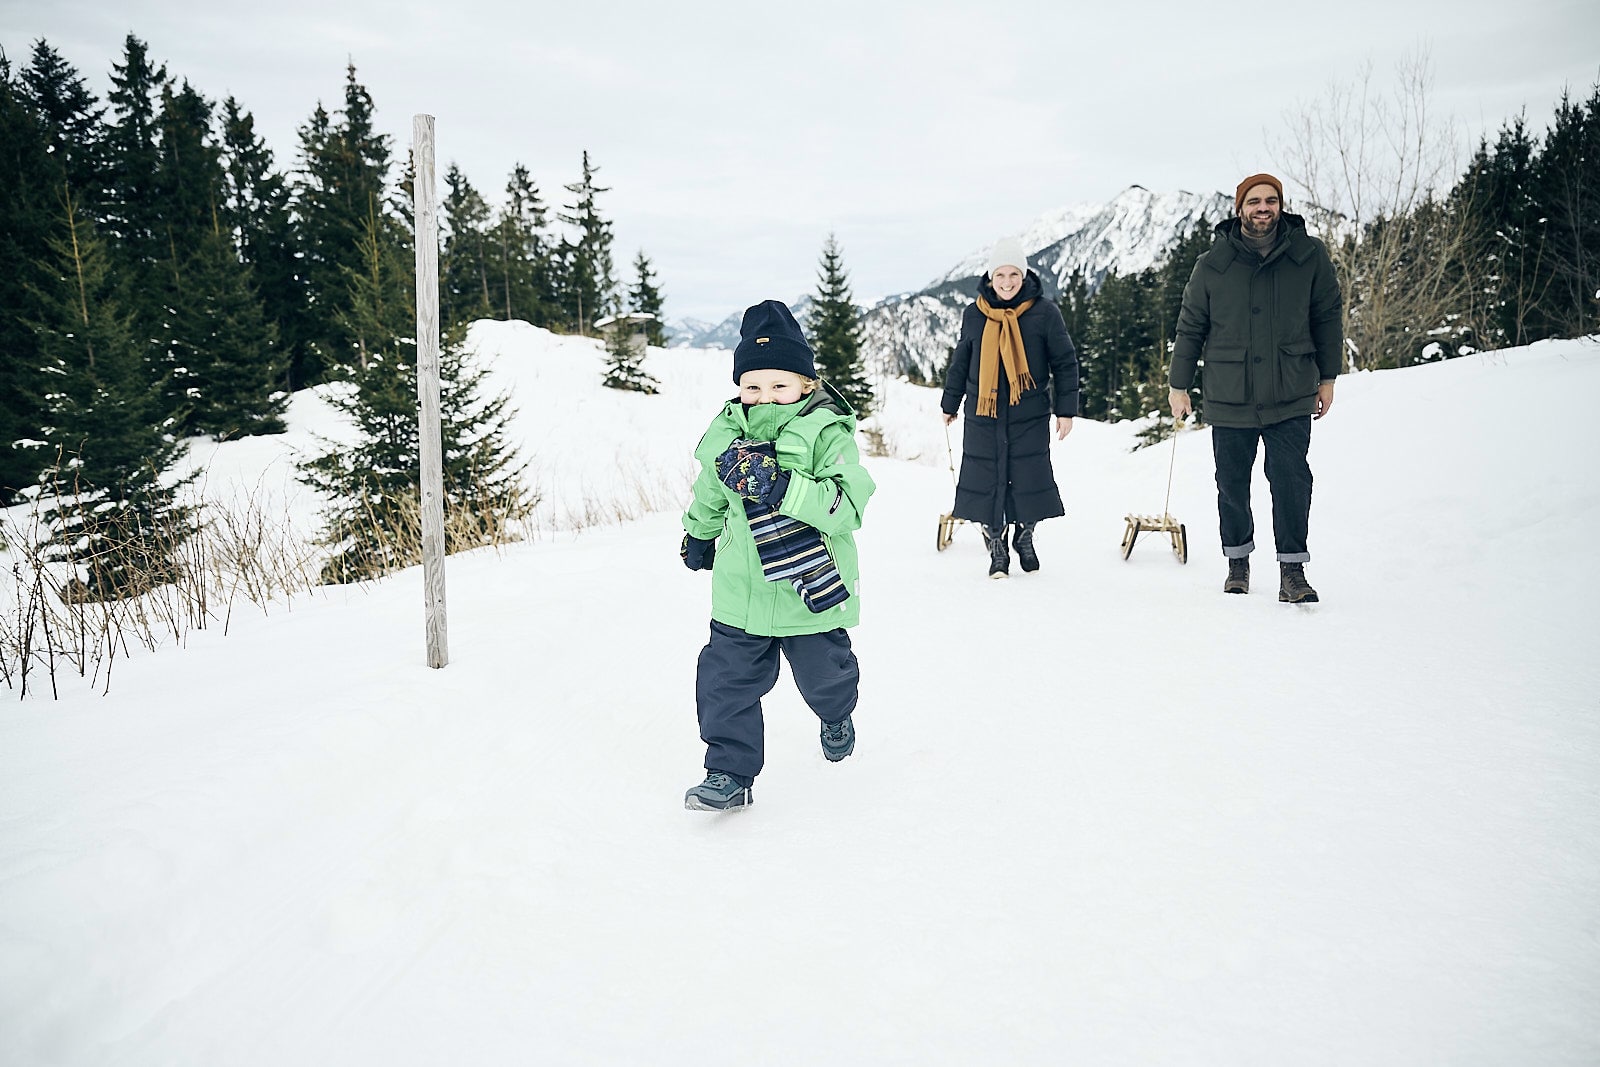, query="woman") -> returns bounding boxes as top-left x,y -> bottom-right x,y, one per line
940,236 -> 1079,578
